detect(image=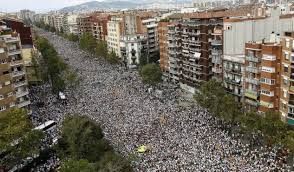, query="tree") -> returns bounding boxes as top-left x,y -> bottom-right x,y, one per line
60,159 -> 96,172
260,111 -> 288,145
140,64 -> 162,85
96,41 -> 108,58
79,32 -> 97,53
56,115 -> 110,162
106,50 -> 119,64
64,69 -> 80,90
194,79 -> 226,116
0,109 -> 44,168
97,152 -> 133,172
67,33 -> 79,42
